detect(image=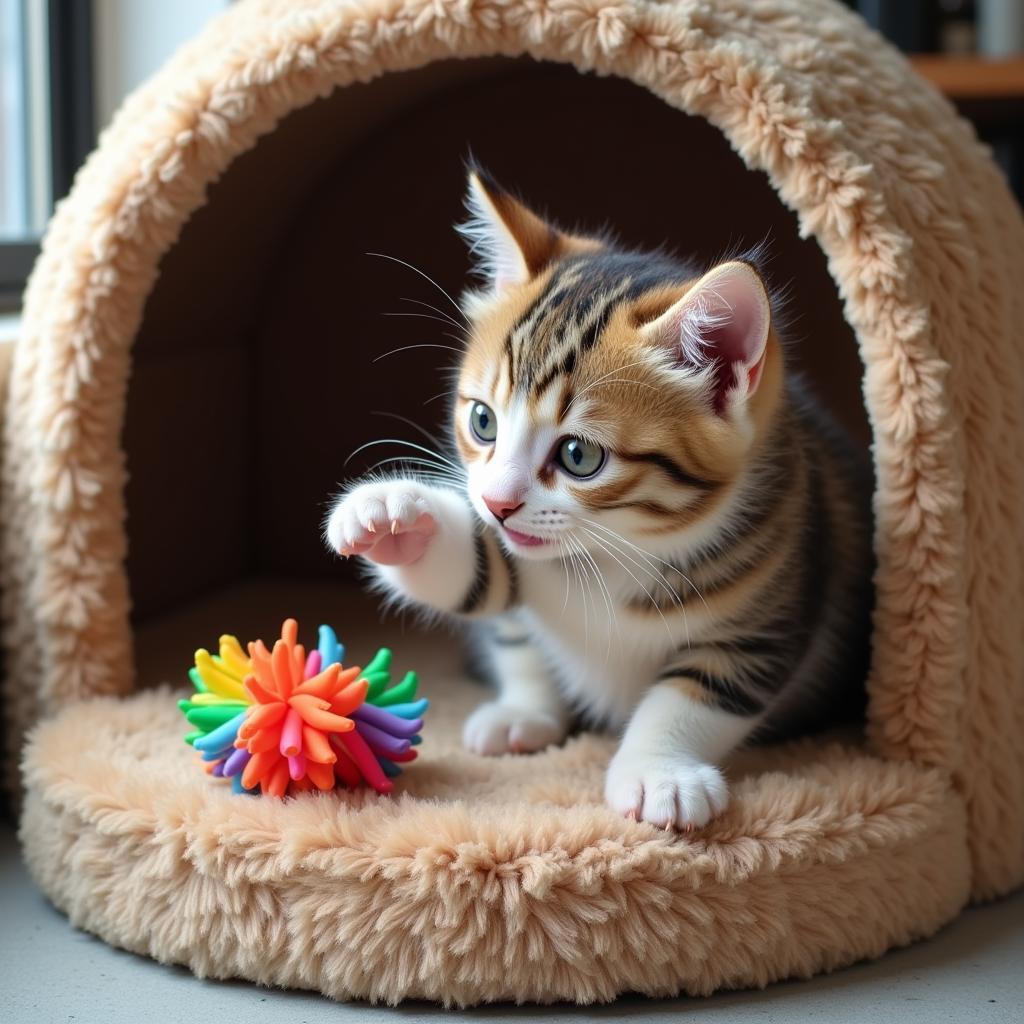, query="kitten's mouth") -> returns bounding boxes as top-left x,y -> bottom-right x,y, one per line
502,525 -> 551,548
